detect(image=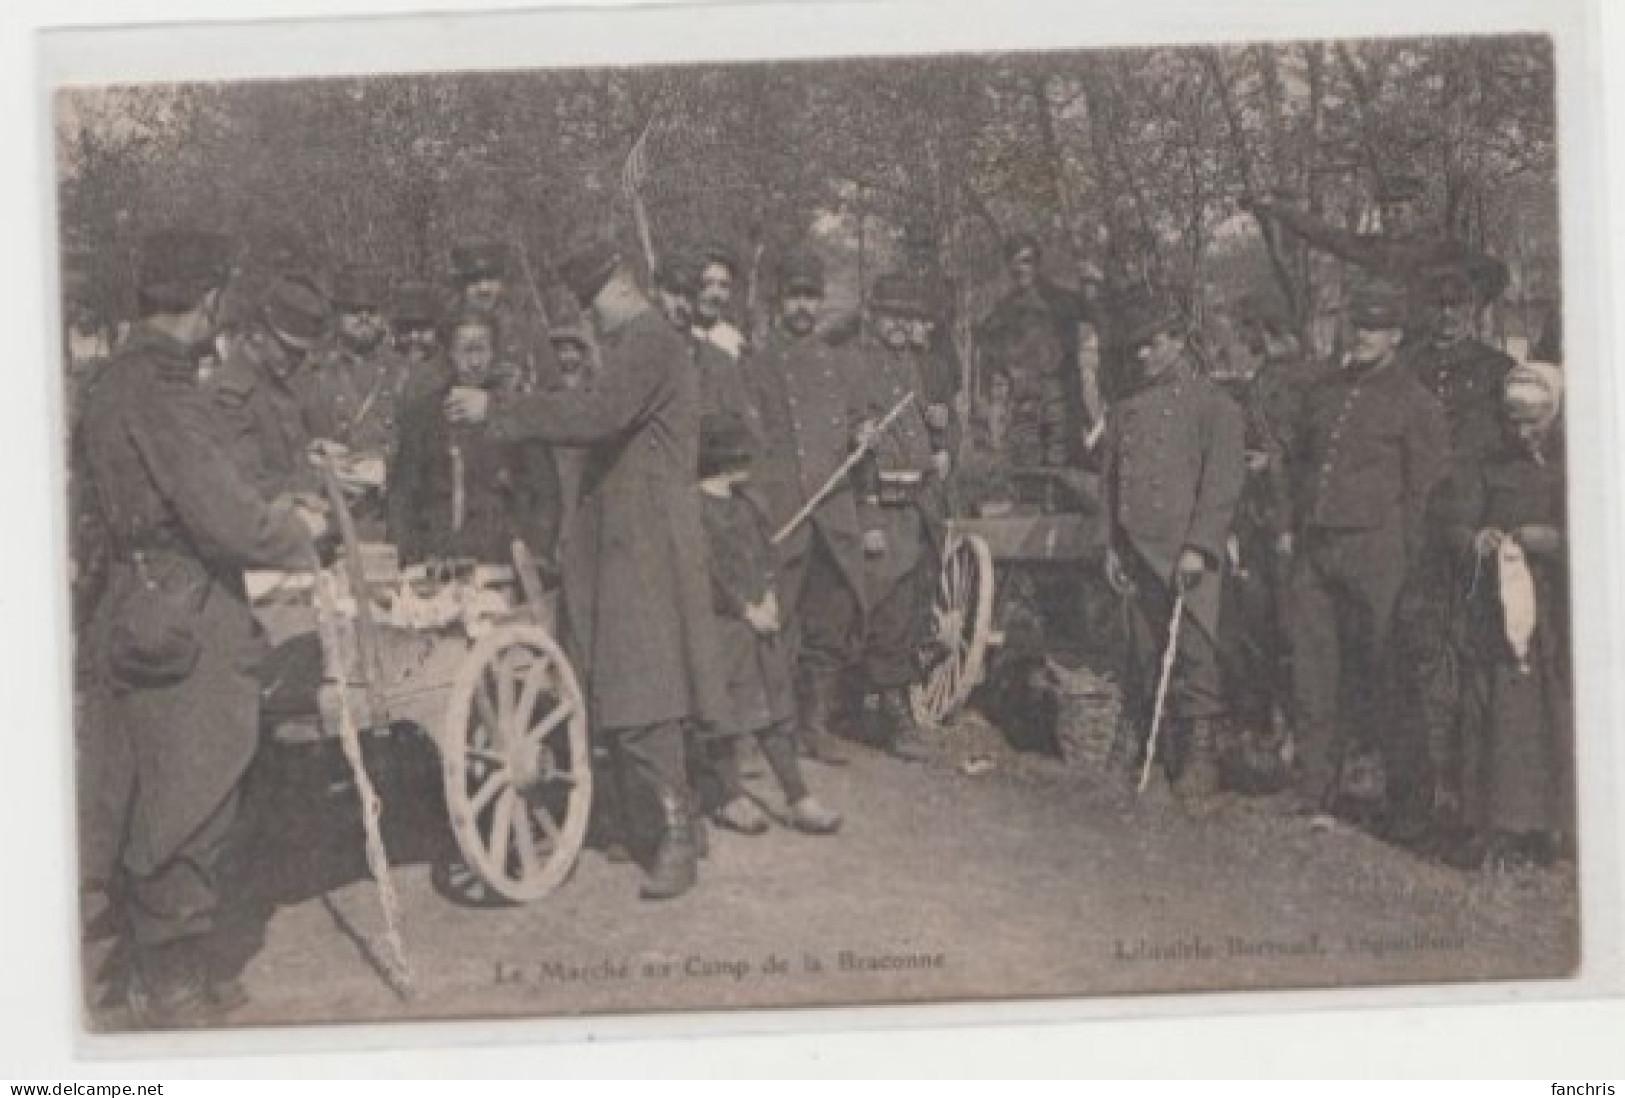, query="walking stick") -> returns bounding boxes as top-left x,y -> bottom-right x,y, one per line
1137,588 -> 1186,795
771,391 -> 916,547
